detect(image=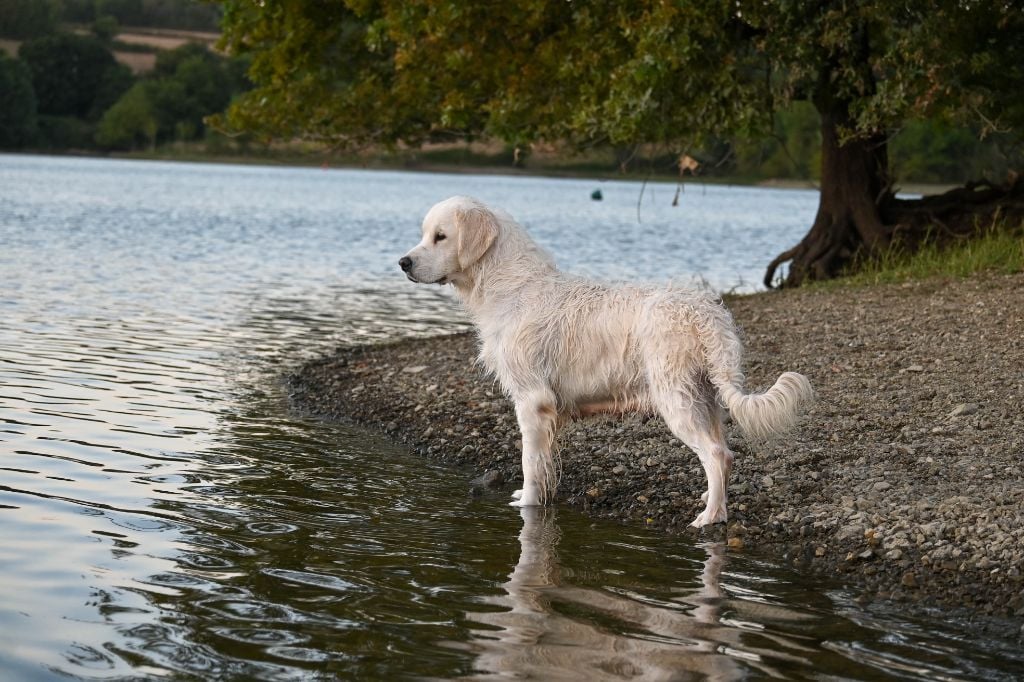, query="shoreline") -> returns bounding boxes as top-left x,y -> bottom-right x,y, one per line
287,274 -> 1024,635
2,150 -> 956,196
